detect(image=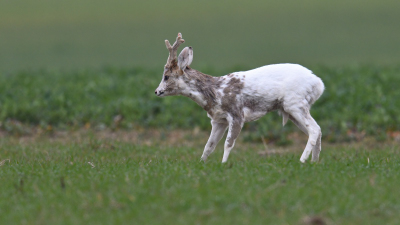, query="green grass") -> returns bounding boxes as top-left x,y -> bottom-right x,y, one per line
1,135 -> 400,224
1,65 -> 400,142
2,1 -> 400,224
1,0 -> 400,72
